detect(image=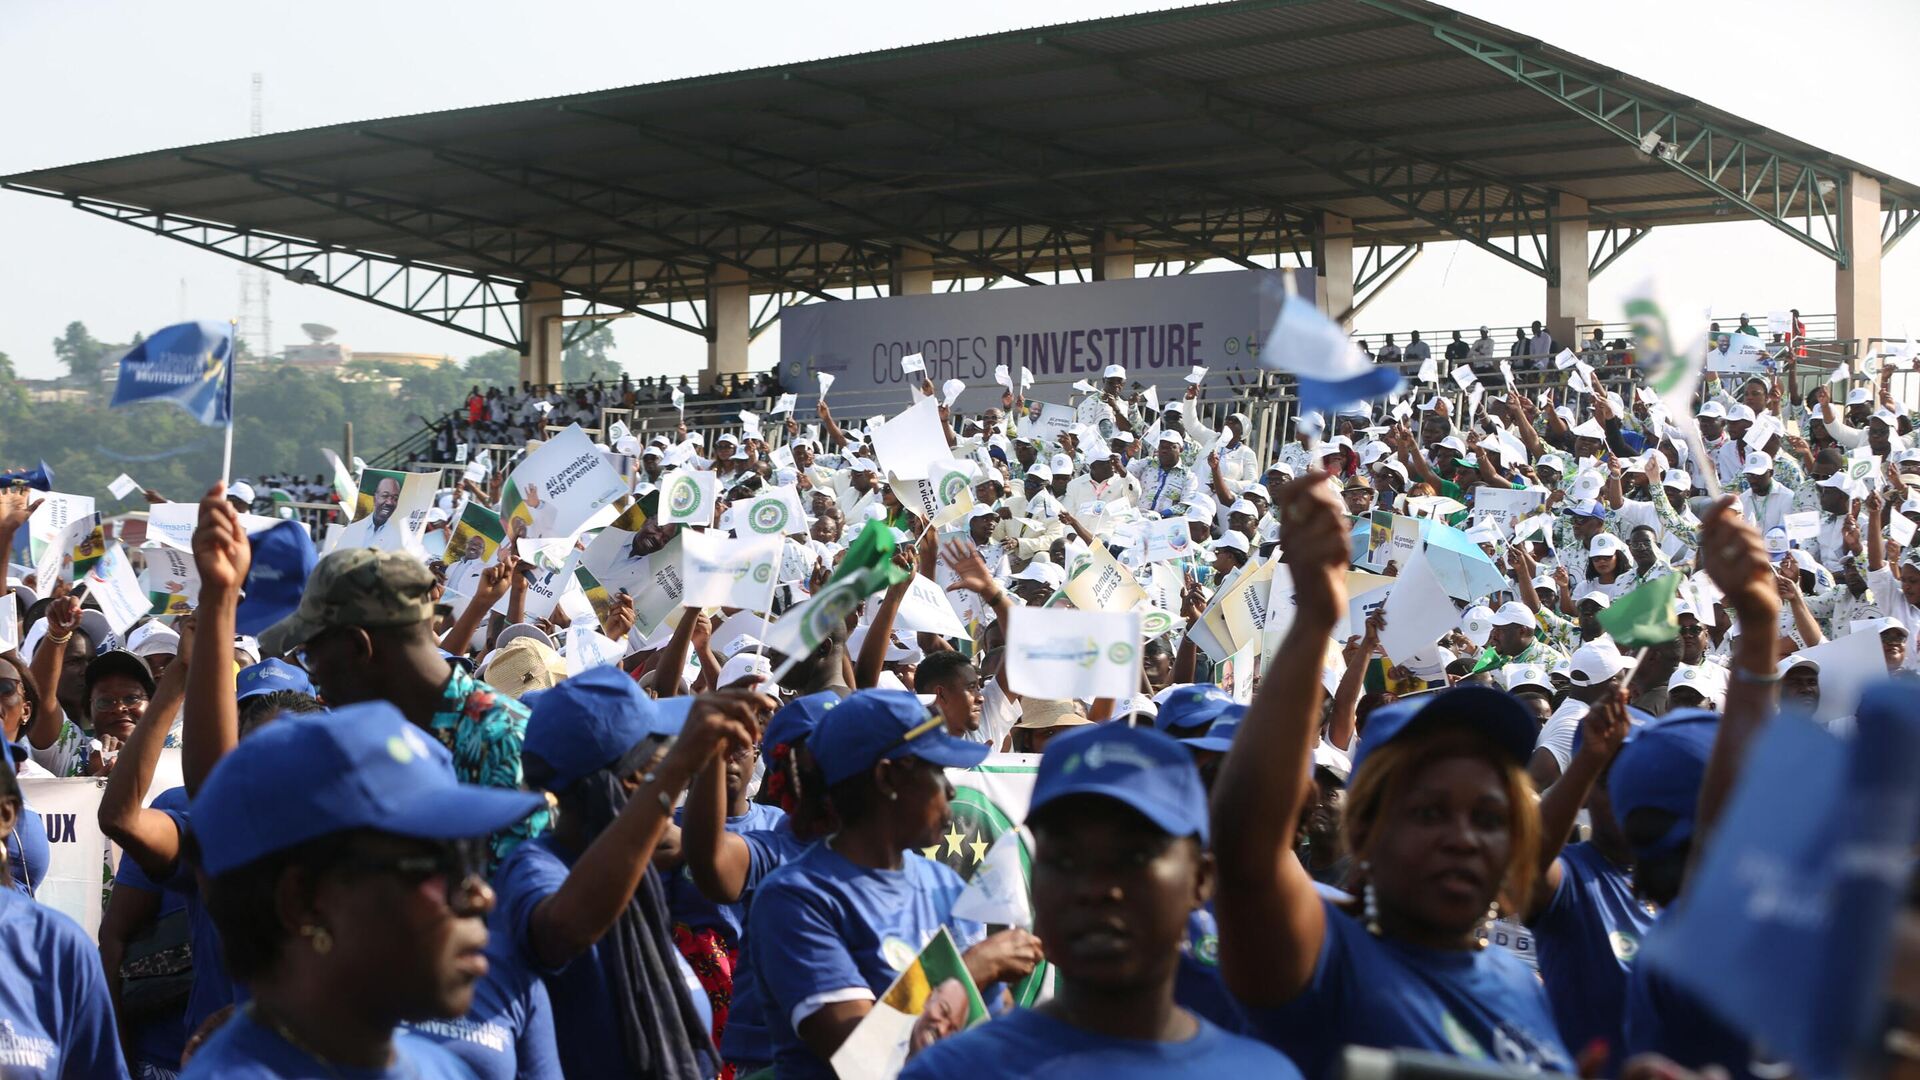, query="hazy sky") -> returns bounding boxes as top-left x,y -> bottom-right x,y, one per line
4,0 -> 1916,381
